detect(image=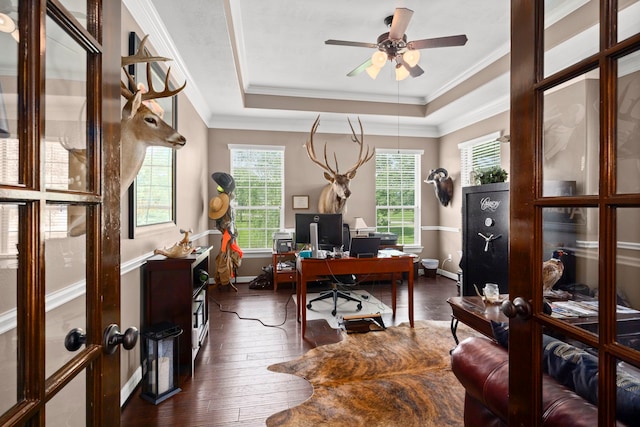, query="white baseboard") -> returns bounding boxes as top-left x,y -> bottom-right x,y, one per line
121,366 -> 142,407
437,269 -> 458,281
